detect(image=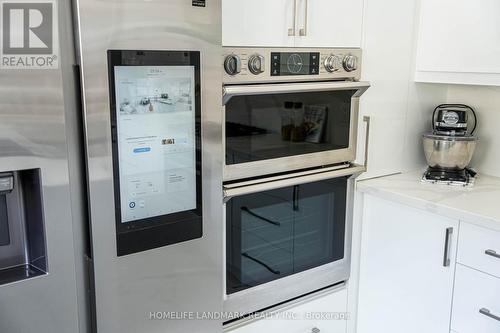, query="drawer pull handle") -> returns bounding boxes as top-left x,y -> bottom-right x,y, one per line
480,308 -> 500,322
485,249 -> 500,260
311,328 -> 320,333
443,227 -> 453,267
